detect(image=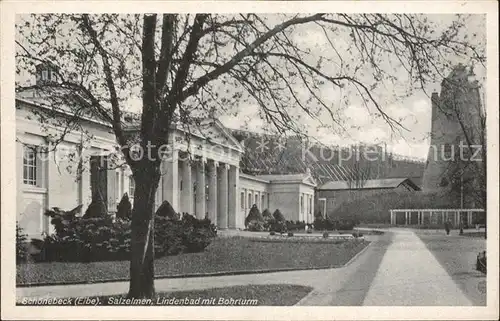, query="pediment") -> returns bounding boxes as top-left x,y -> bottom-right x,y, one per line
303,175 -> 317,187
173,119 -> 243,152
